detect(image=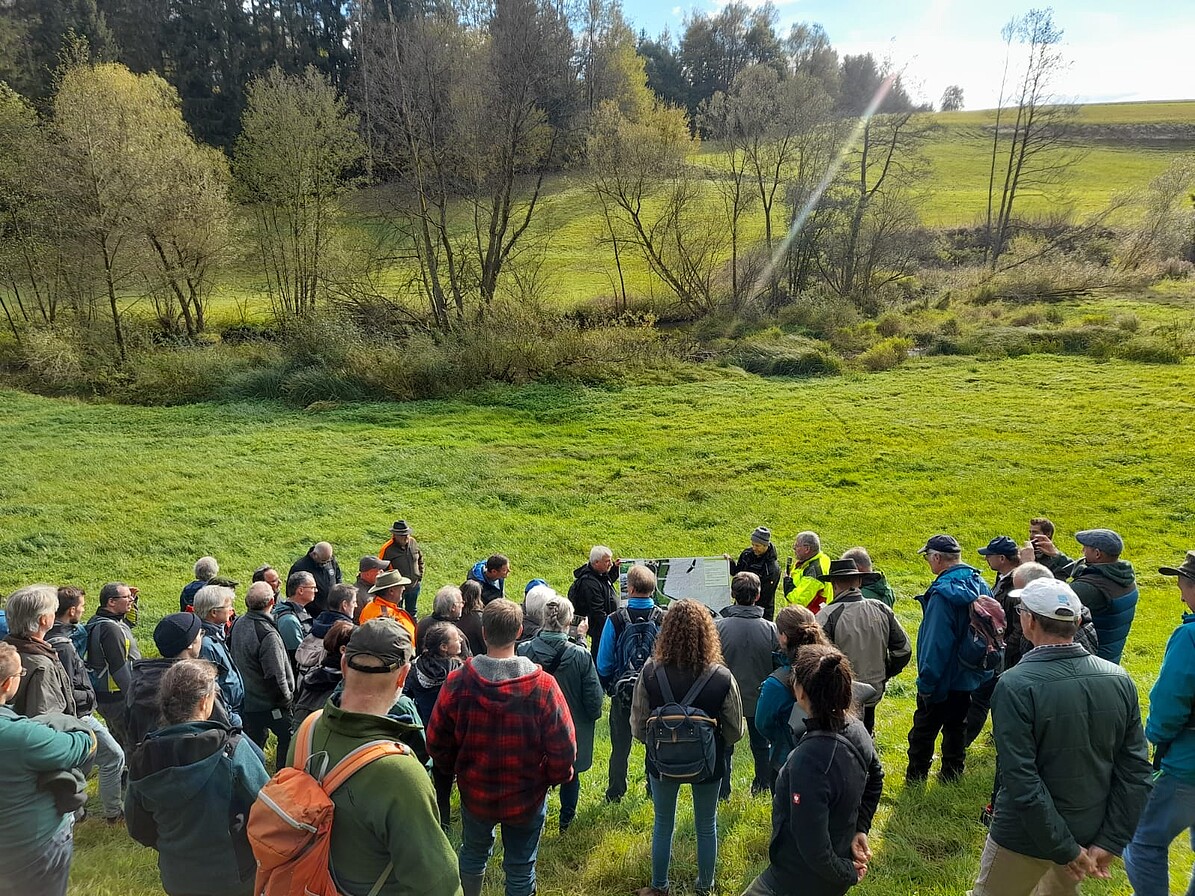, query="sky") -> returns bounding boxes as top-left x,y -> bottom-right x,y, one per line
624,0 -> 1195,109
